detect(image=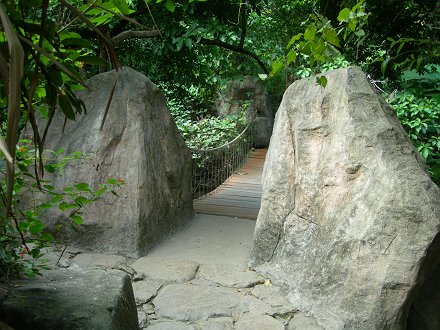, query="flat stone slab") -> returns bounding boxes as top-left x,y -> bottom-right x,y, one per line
235,314 -> 285,330
236,295 -> 275,316
251,284 -> 296,314
131,257 -> 198,283
0,268 -> 138,330
197,264 -> 264,288
132,278 -> 162,304
195,317 -> 234,330
154,284 -> 242,321
288,312 -> 324,330
147,320 -> 194,329
72,252 -> 127,269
